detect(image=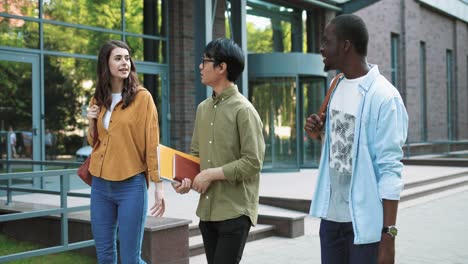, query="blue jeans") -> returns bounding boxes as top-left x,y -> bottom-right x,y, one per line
319,219 -> 379,264
91,173 -> 147,264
